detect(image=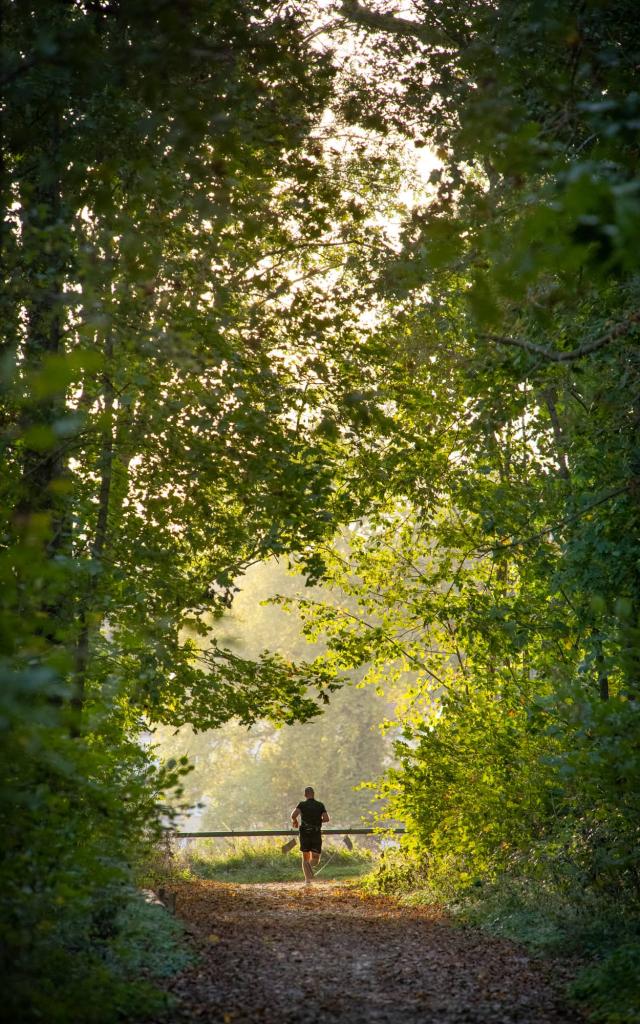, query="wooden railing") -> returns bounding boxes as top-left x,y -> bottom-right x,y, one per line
176,828 -> 405,838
